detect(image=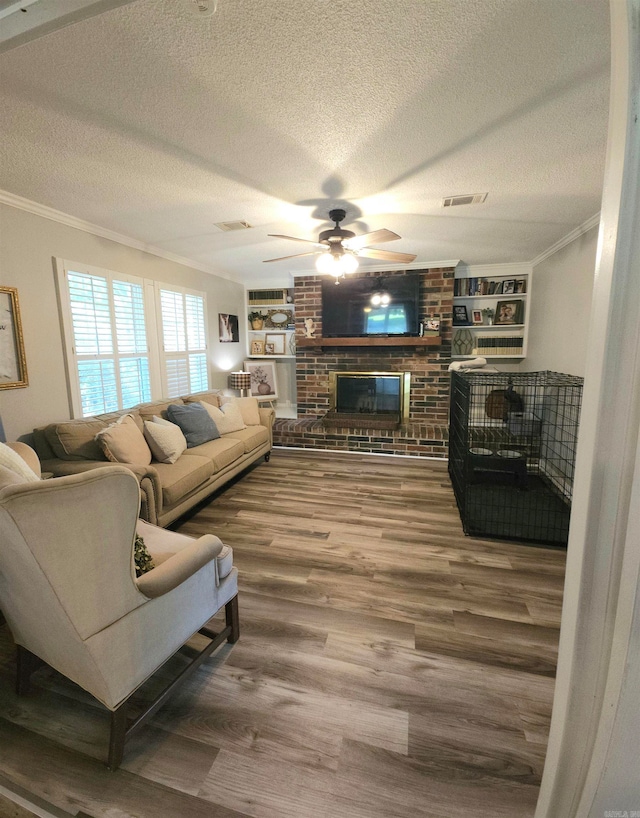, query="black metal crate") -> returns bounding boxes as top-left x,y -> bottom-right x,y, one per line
448,370 -> 583,545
